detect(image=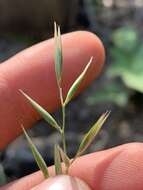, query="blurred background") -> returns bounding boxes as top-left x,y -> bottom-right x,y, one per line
0,0 -> 143,185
